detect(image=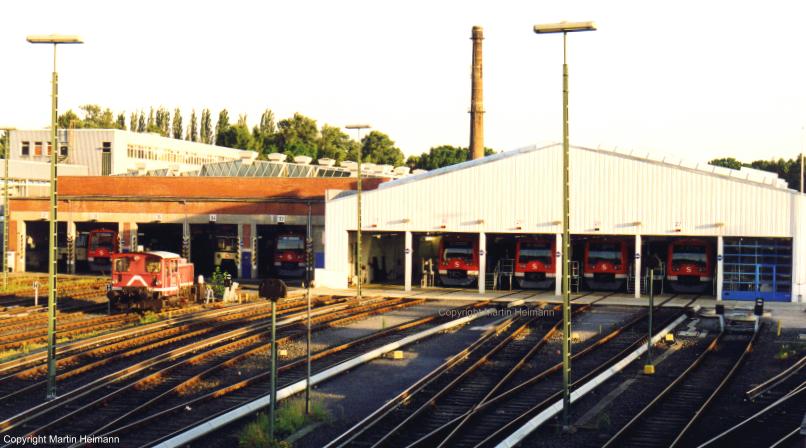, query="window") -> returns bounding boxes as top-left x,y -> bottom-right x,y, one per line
21,141 -> 29,156
102,142 -> 112,153
146,257 -> 161,273
47,142 -> 52,156
60,146 -> 68,157
34,141 -> 42,157
114,257 -> 130,272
